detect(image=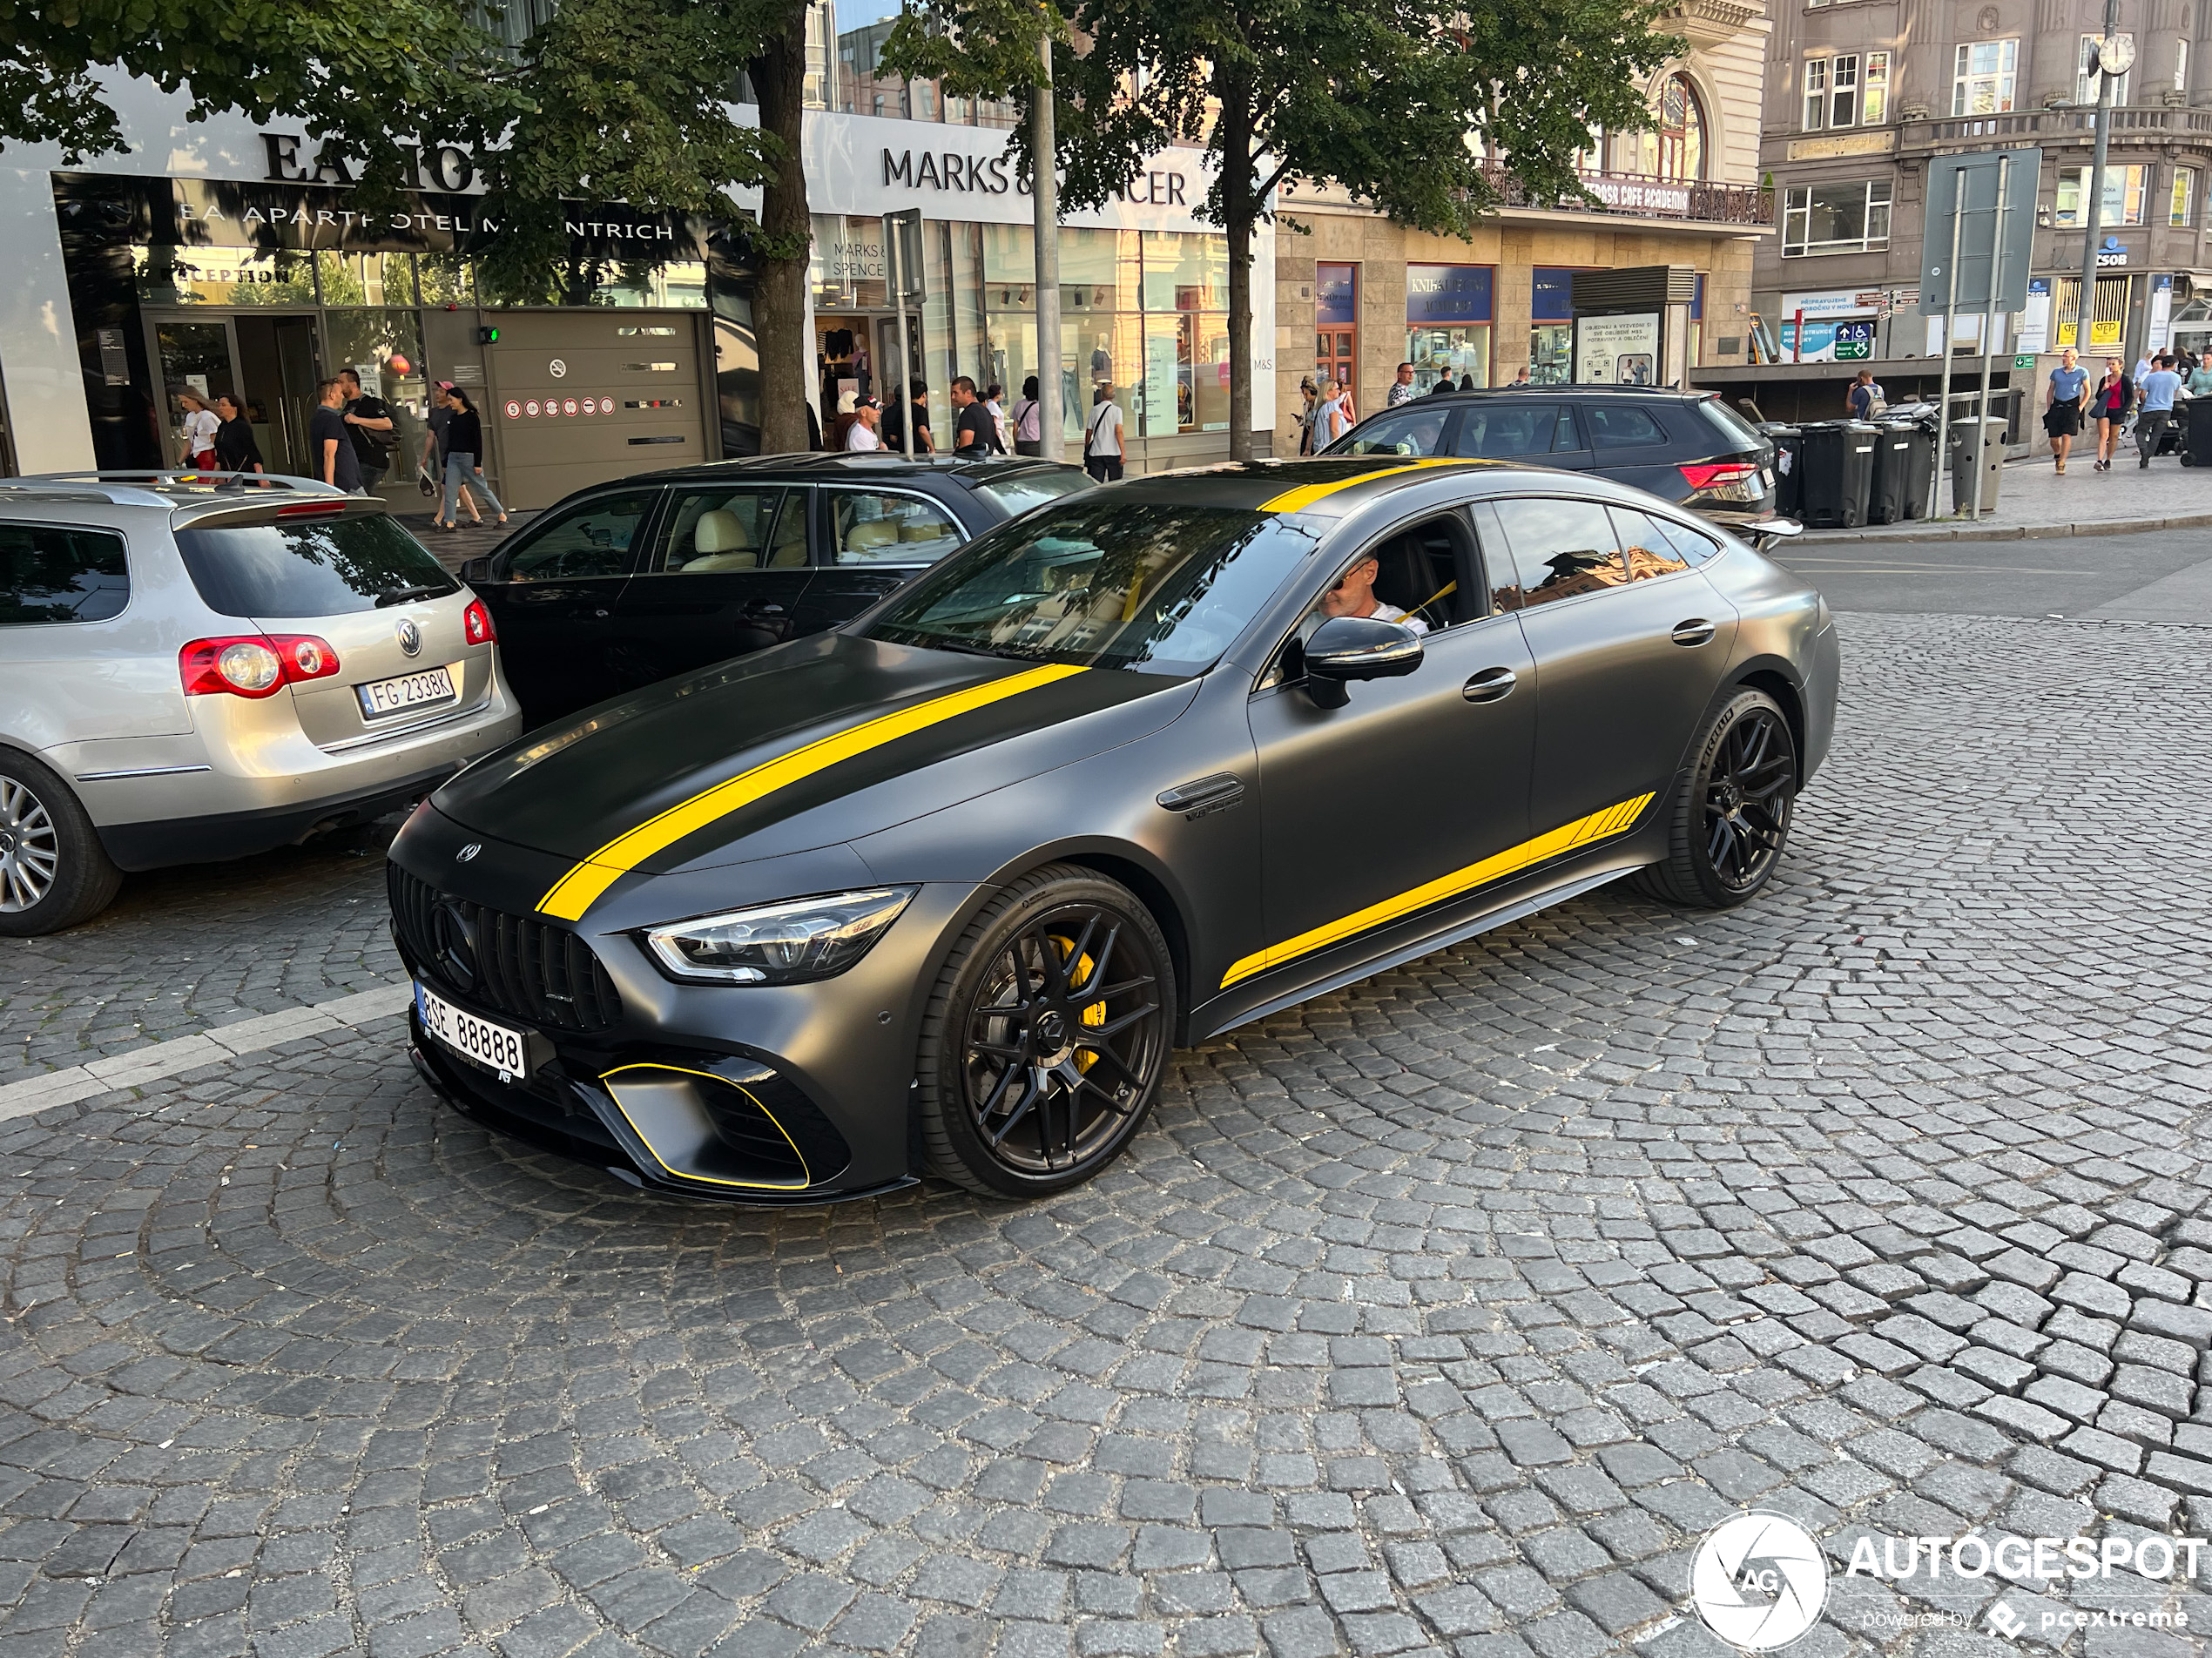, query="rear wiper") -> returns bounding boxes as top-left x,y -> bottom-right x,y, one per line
374,584 -> 448,607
